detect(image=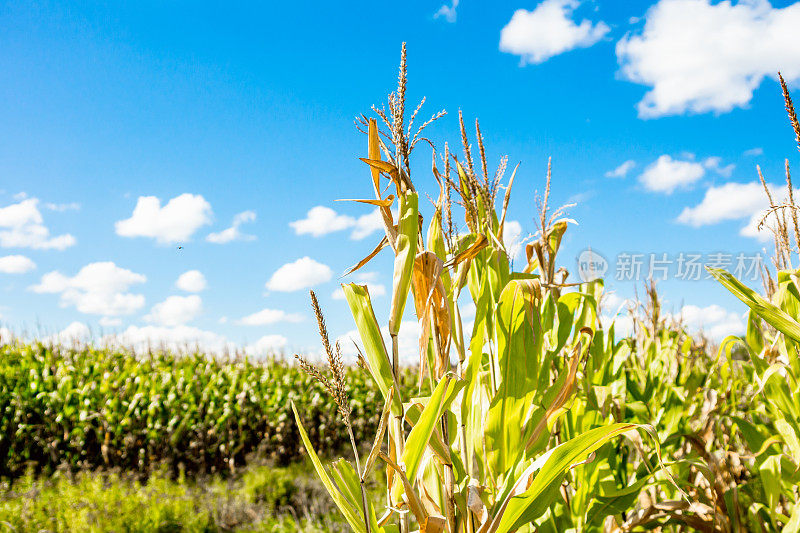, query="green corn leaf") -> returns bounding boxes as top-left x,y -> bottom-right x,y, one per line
392,374 -> 459,501
707,267 -> 800,343
494,423 -> 646,533
585,474 -> 654,526
291,402 -> 367,533
389,191 -> 419,335
486,279 -> 543,474
343,283 -> 403,415
775,417 -> 800,465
